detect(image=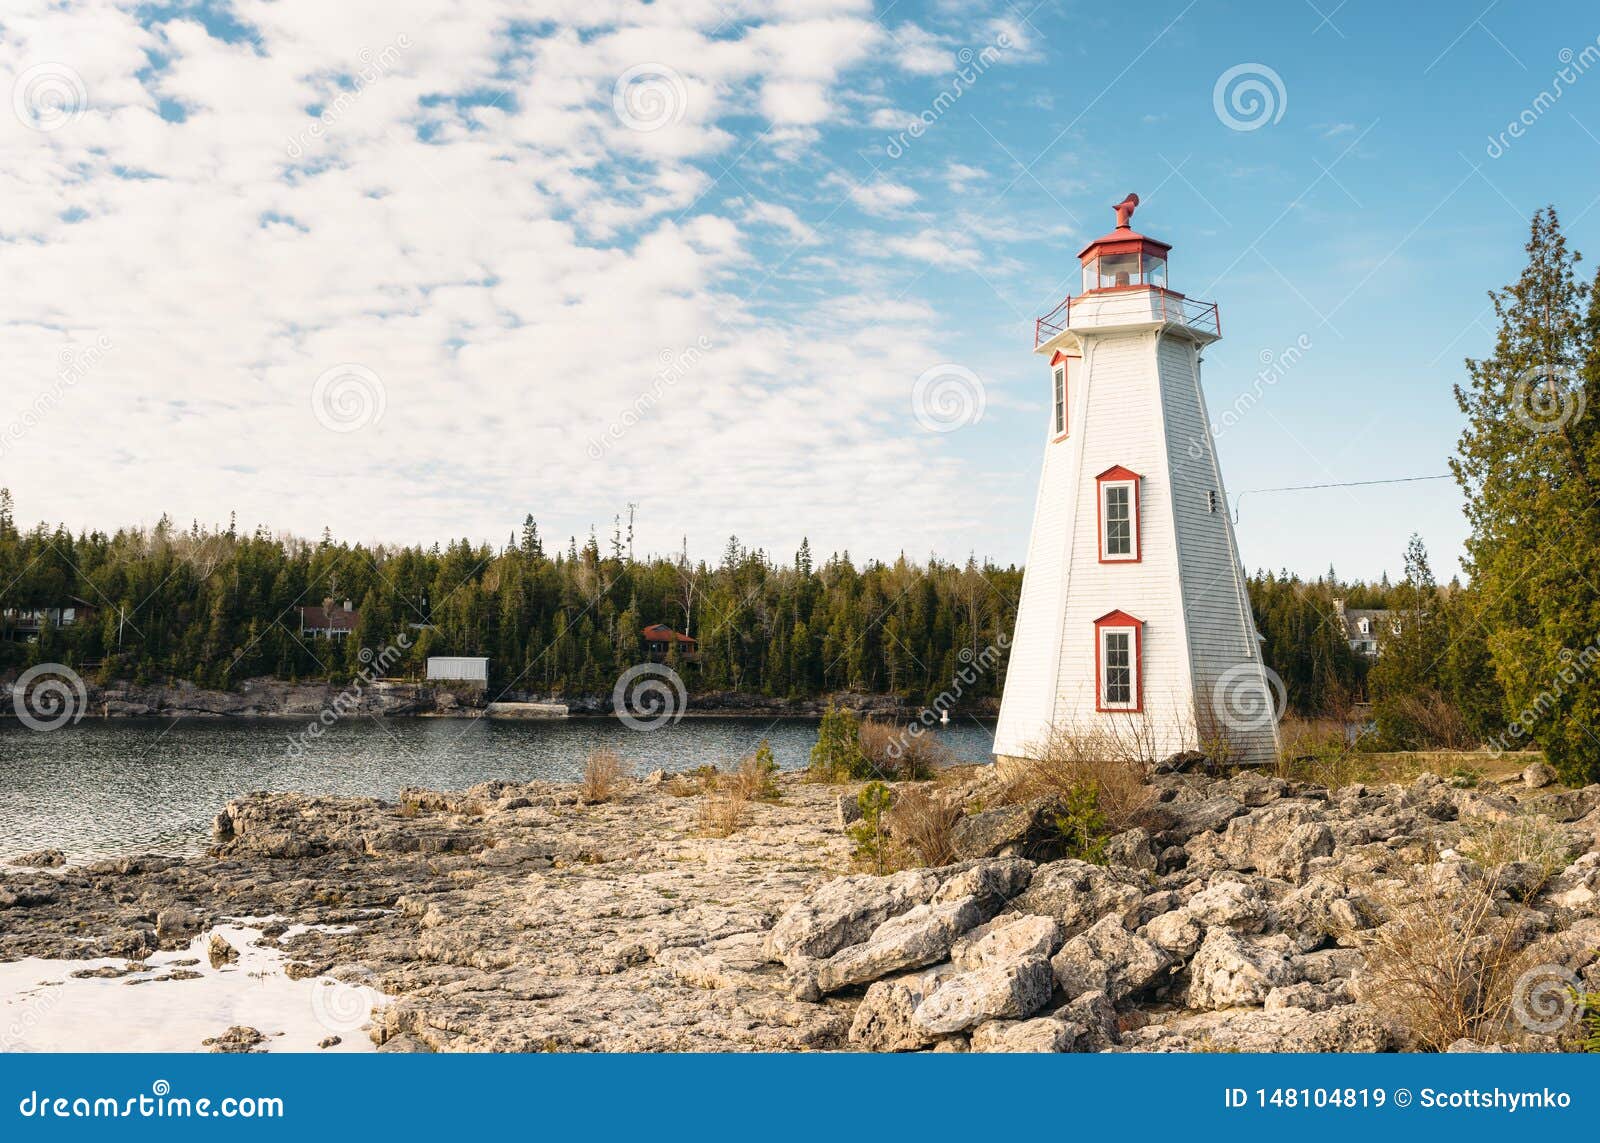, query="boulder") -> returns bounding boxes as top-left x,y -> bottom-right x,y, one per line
1527,786 -> 1600,824
1523,760 -> 1558,789
932,858 -> 1035,908
1265,980 -> 1348,1013
1009,859 -> 1143,938
155,906 -> 199,940
1186,927 -> 1297,1010
1186,880 -> 1268,933
1105,828 -> 1157,873
970,1015 -> 1084,1053
815,895 -> 987,992
1128,1006 -> 1391,1052
950,912 -> 1062,971
1187,802 -> 1324,877
764,867 -> 944,964
1050,914 -> 1173,1002
1141,795 -> 1247,844
8,848 -> 65,868
950,798 -> 1061,860
912,956 -> 1055,1035
1143,909 -> 1205,958
848,968 -> 952,1051
207,932 -> 239,968
1058,989 -> 1120,1050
